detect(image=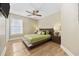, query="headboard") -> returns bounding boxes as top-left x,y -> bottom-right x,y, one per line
39,28 -> 54,39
